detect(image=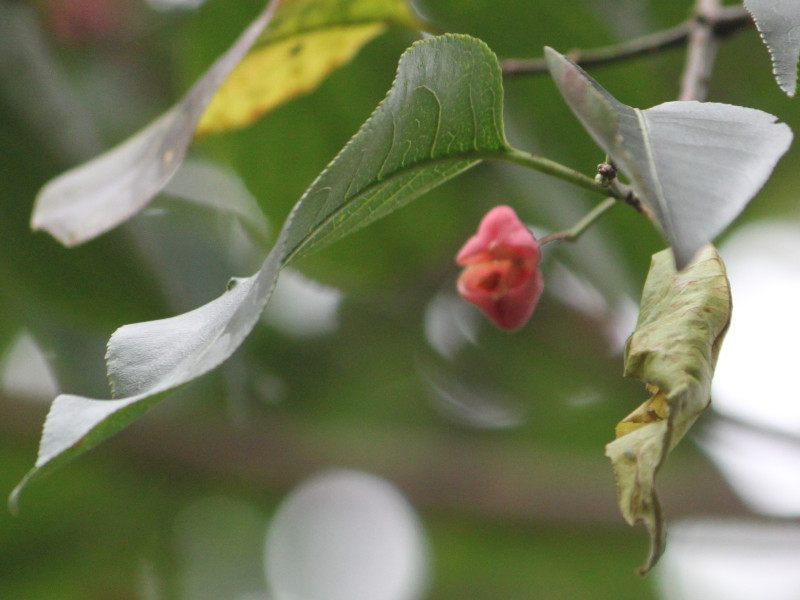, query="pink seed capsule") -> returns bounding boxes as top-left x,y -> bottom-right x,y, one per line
456,206 -> 543,331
